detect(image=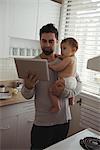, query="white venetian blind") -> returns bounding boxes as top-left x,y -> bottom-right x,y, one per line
59,0 -> 100,96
